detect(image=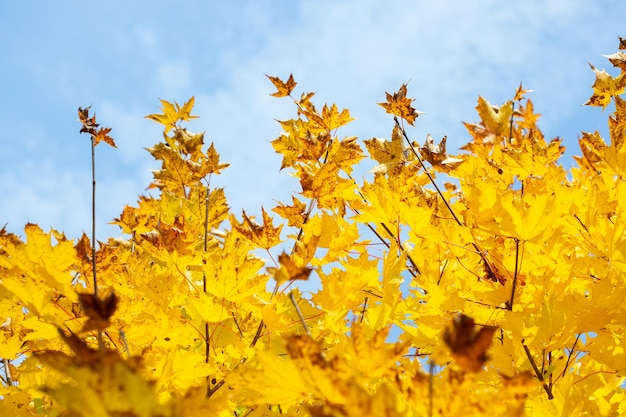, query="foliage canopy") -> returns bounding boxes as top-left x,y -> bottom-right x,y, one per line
2,38 -> 626,416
